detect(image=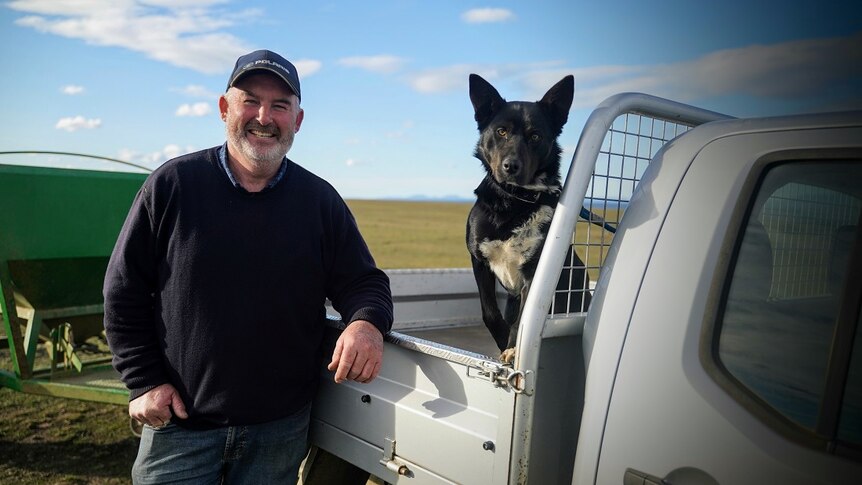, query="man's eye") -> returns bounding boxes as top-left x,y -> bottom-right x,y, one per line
496,127 -> 508,137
